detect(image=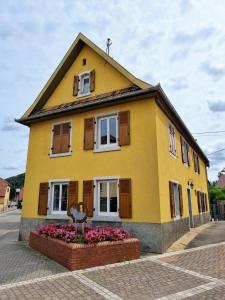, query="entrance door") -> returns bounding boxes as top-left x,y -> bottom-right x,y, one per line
187,188 -> 194,228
